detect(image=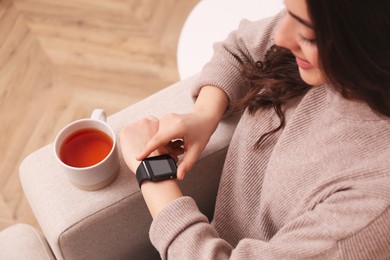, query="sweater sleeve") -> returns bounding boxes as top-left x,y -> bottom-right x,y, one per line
150,181 -> 390,259
192,10 -> 285,108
